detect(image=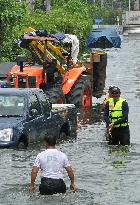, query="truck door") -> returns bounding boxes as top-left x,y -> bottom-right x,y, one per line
25,92 -> 45,143
37,90 -> 59,138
